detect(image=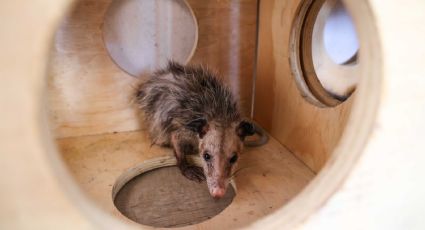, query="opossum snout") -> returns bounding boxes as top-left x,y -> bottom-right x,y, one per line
211,187 -> 226,199
206,175 -> 228,199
